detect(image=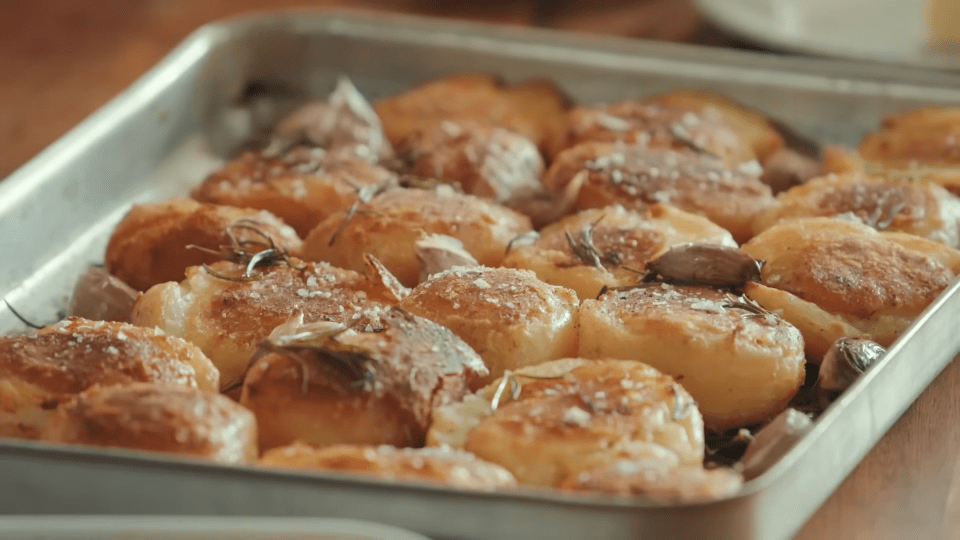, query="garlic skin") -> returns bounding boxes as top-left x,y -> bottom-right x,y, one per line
817,337 -> 886,408
415,234 -> 479,283
645,243 -> 762,288
741,408 -> 813,480
70,266 -> 139,323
